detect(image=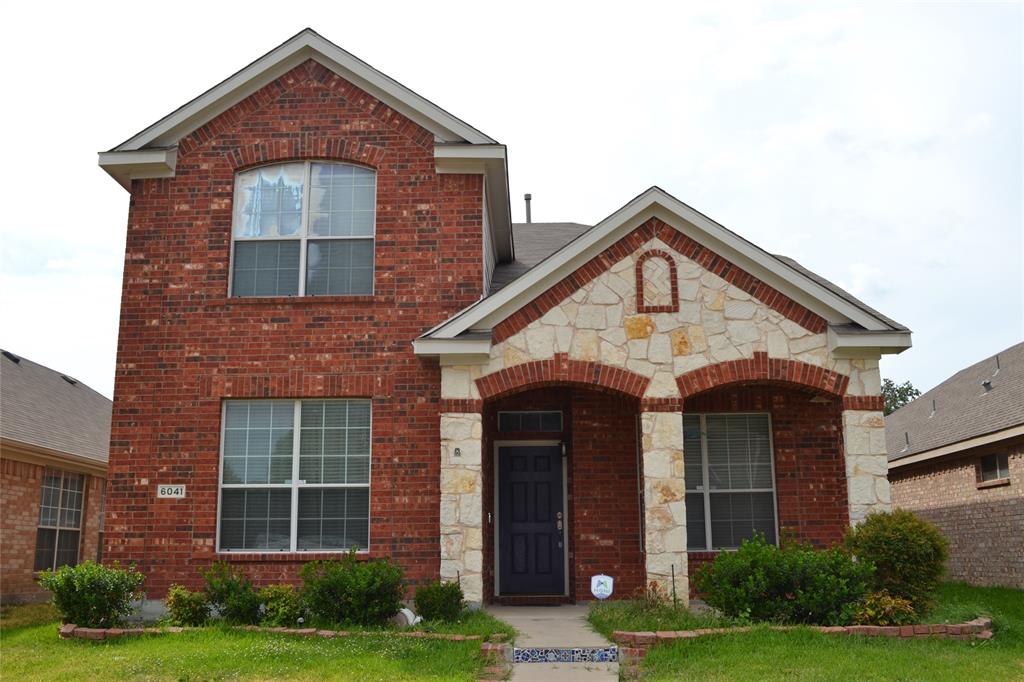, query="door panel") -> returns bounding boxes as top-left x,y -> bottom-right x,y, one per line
498,444 -> 565,595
